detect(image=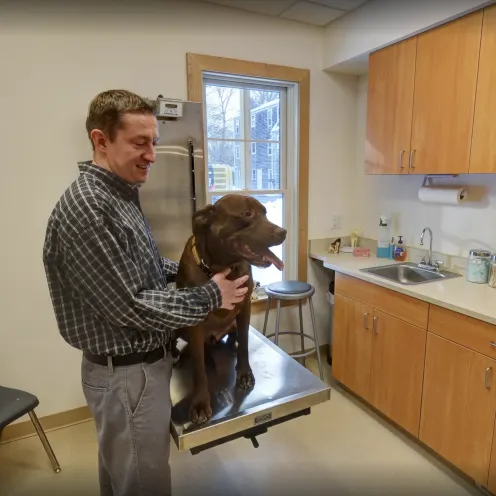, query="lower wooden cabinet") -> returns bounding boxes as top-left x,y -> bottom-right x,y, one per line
332,274 -> 496,492
419,332 -> 496,485
332,293 -> 426,436
369,310 -> 426,437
